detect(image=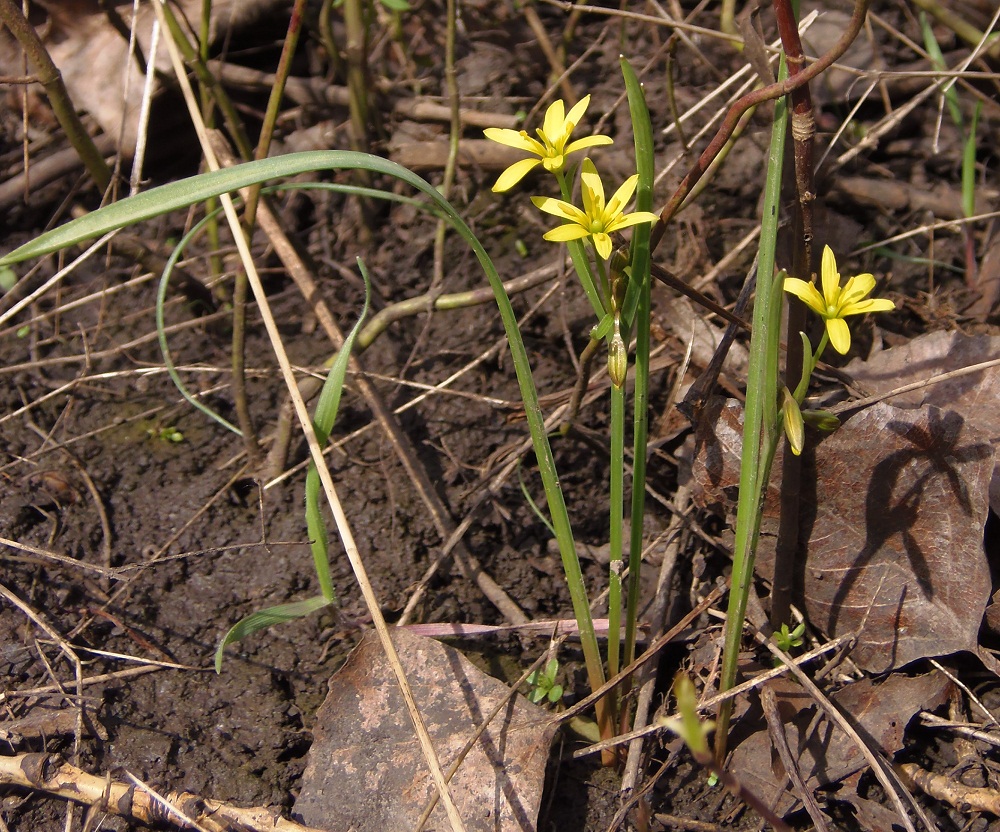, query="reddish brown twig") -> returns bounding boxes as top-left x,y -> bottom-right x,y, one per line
649,0 -> 871,255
